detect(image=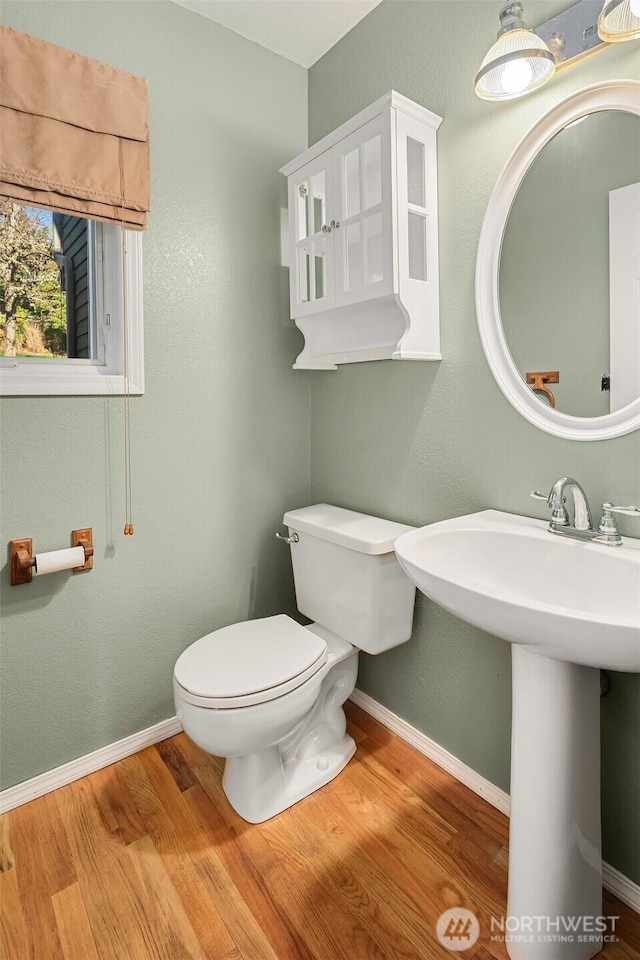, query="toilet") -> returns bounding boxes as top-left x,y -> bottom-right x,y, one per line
173,504 -> 416,823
